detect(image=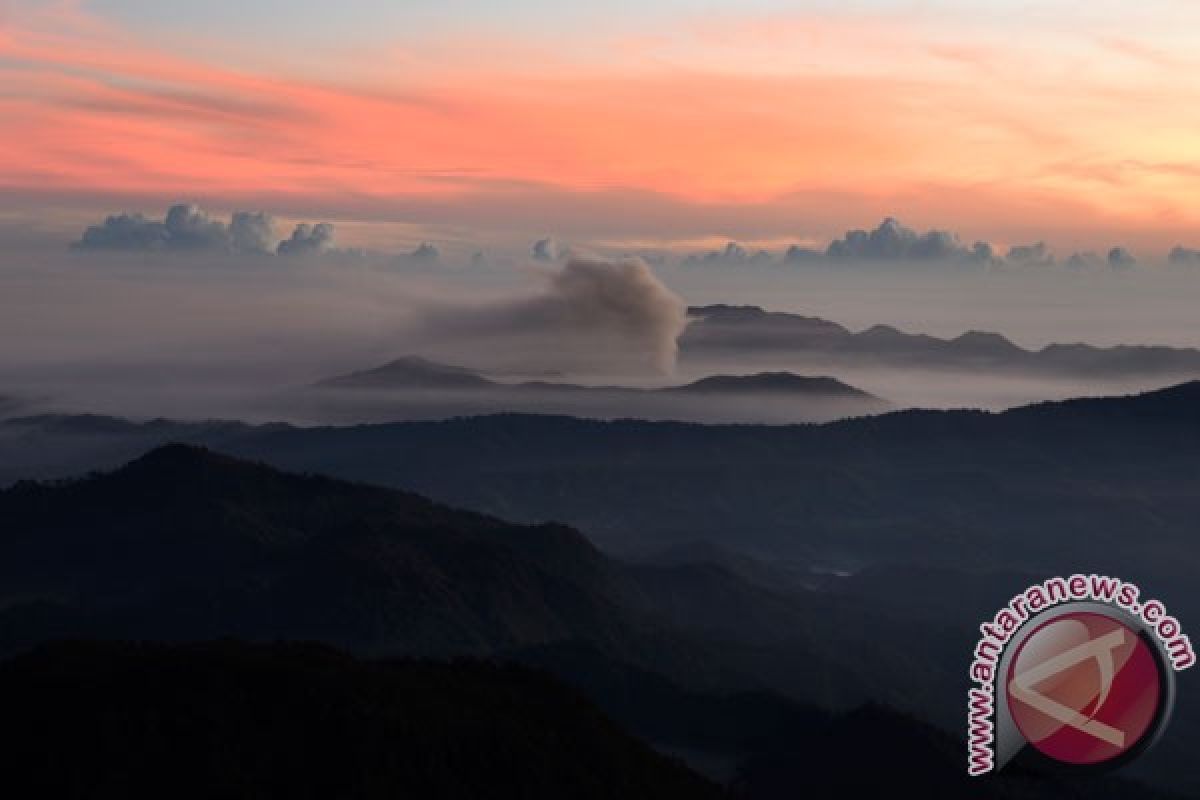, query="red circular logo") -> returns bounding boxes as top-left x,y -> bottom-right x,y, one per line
1006,611 -> 1163,765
